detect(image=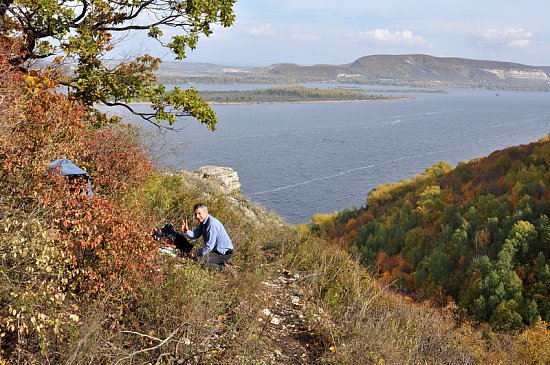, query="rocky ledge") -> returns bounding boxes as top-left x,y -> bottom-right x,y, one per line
194,166 -> 241,194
